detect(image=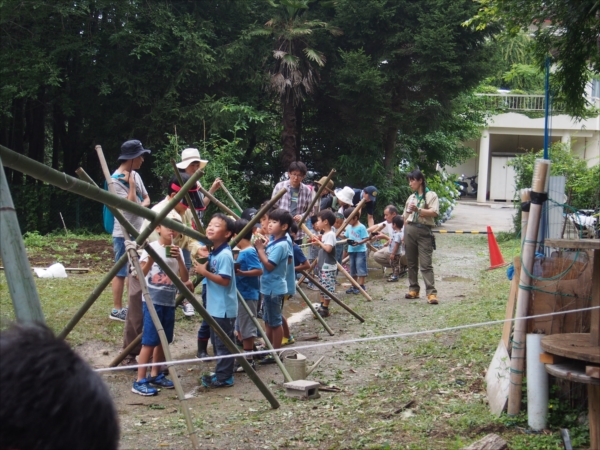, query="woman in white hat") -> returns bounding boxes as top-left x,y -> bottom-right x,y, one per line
176,148 -> 223,216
